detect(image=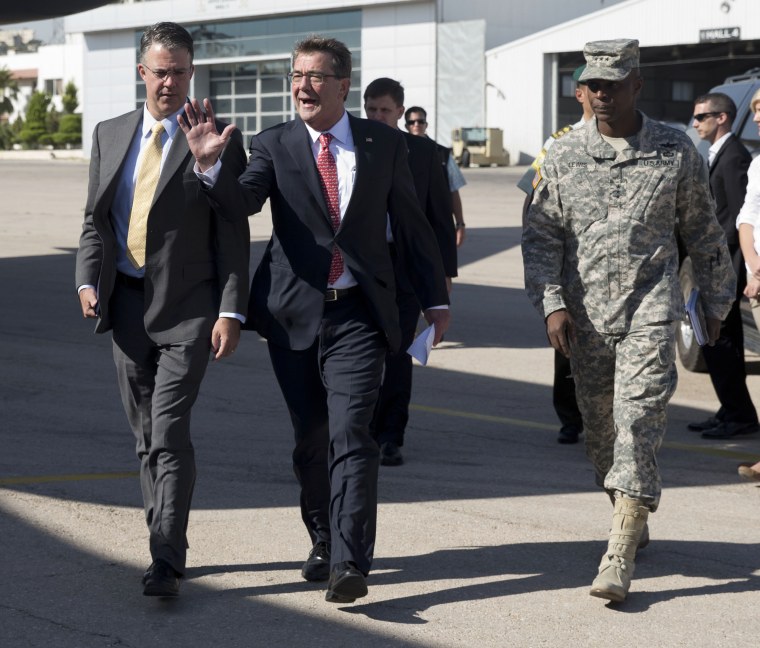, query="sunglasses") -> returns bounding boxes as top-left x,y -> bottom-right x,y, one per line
693,112 -> 722,122
406,119 -> 427,126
